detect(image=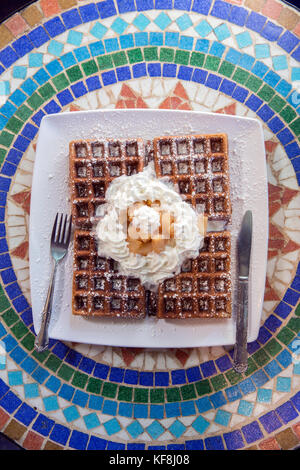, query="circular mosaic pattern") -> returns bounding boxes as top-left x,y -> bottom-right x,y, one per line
0,0 -> 300,450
